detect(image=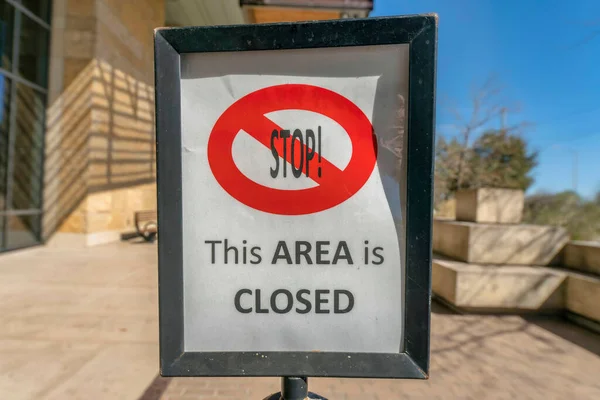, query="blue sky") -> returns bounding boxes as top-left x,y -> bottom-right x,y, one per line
372,0 -> 600,199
